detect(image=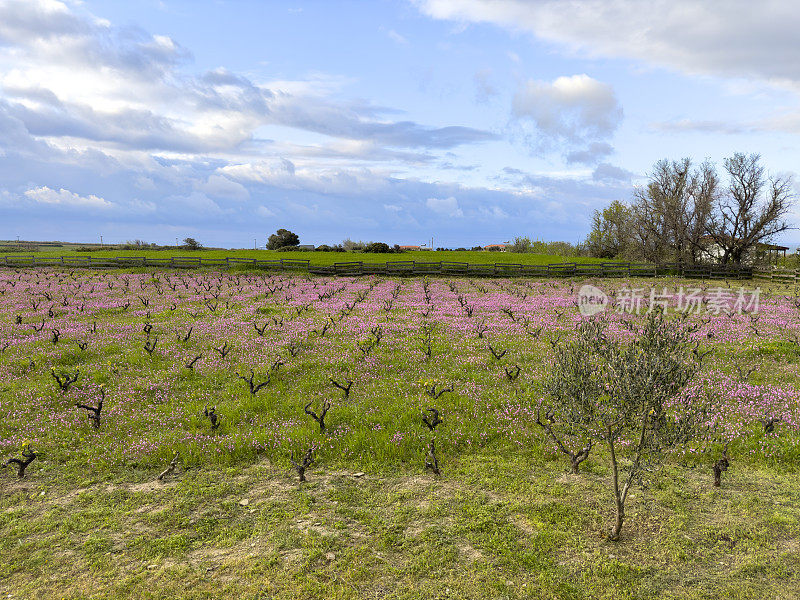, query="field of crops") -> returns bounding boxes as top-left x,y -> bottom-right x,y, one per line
1,268 -> 799,599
